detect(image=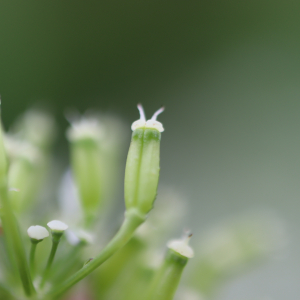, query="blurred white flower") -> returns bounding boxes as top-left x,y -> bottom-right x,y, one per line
27,225 -> 49,240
